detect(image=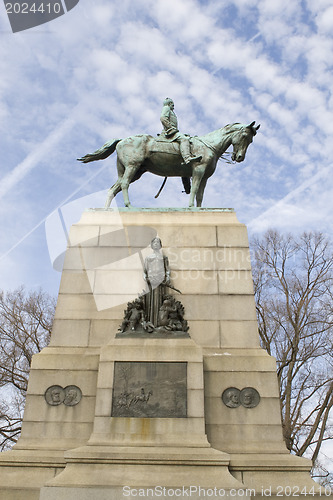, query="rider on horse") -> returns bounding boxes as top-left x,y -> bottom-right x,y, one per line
160,98 -> 202,165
